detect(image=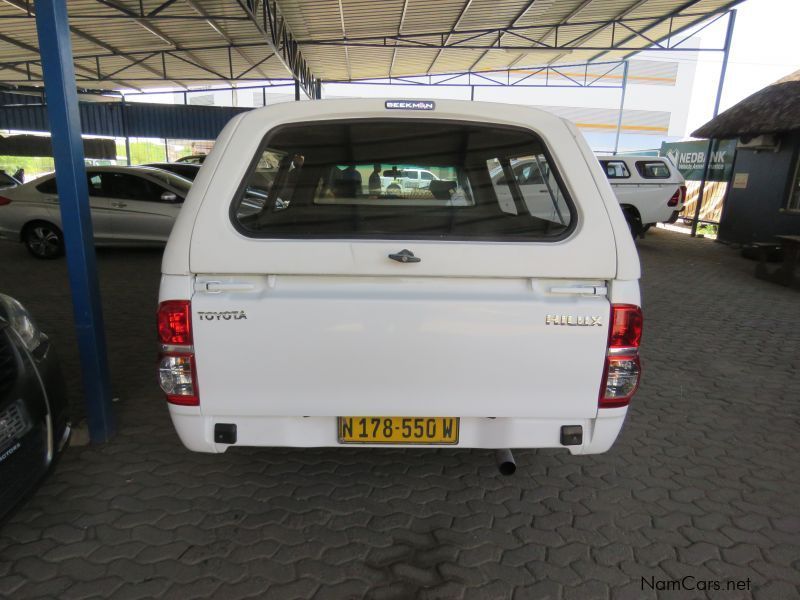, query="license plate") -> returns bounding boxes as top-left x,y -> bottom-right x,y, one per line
338,417 -> 459,445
